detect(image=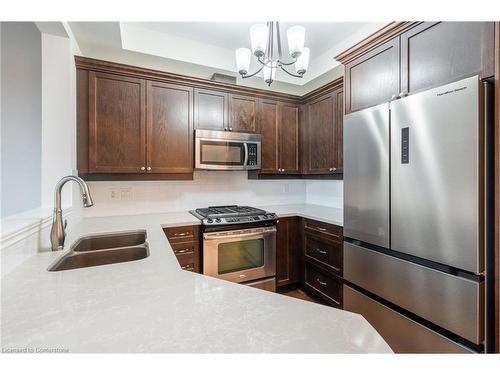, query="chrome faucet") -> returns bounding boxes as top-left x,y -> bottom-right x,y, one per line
50,176 -> 94,251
